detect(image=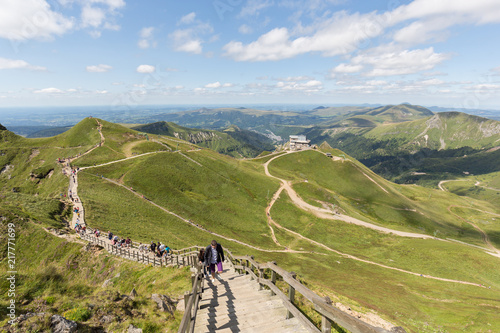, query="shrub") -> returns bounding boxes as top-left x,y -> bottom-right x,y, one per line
63,307 -> 91,322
